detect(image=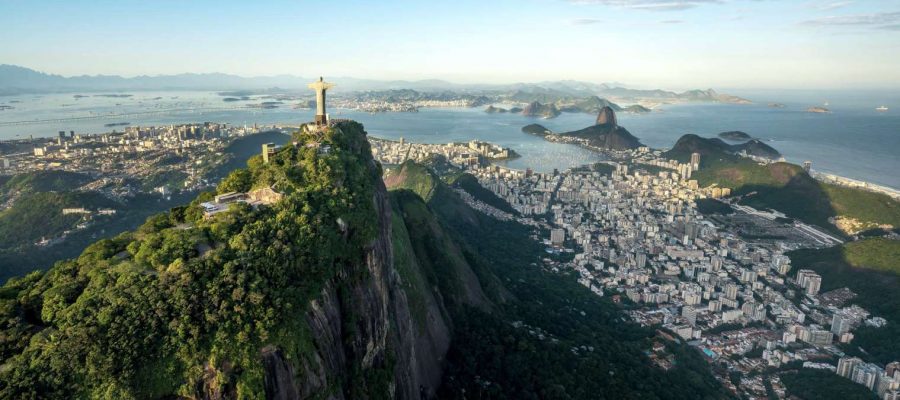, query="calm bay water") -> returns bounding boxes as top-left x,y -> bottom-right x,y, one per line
1,91 -> 897,188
